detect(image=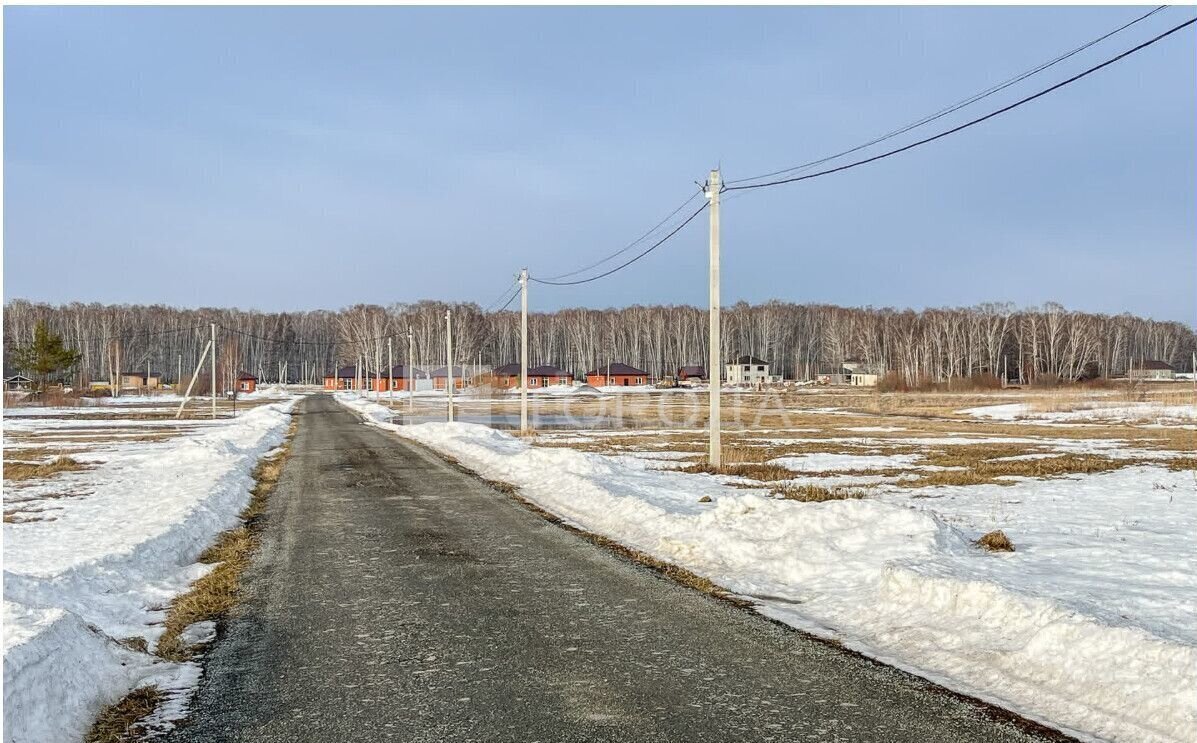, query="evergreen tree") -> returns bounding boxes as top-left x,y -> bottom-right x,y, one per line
11,321 -> 82,389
